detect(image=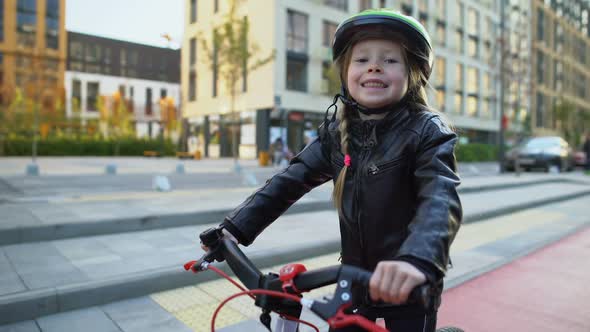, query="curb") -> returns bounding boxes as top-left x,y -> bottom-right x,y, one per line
0,178 -> 581,245
0,240 -> 341,325
1,190 -> 590,324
